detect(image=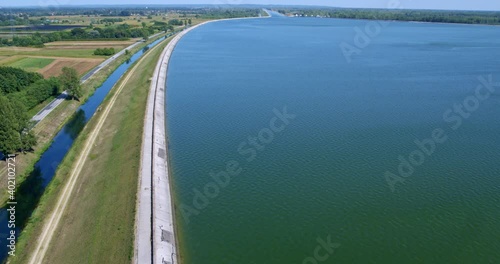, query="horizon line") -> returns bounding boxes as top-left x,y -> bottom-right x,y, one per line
0,4 -> 499,12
